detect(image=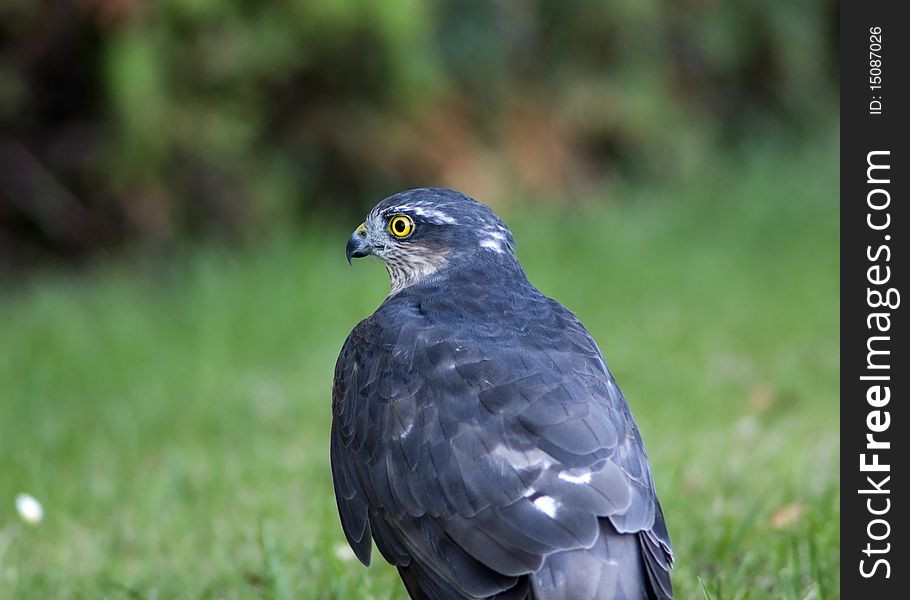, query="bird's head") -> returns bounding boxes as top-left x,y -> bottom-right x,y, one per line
346,188 -> 517,294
